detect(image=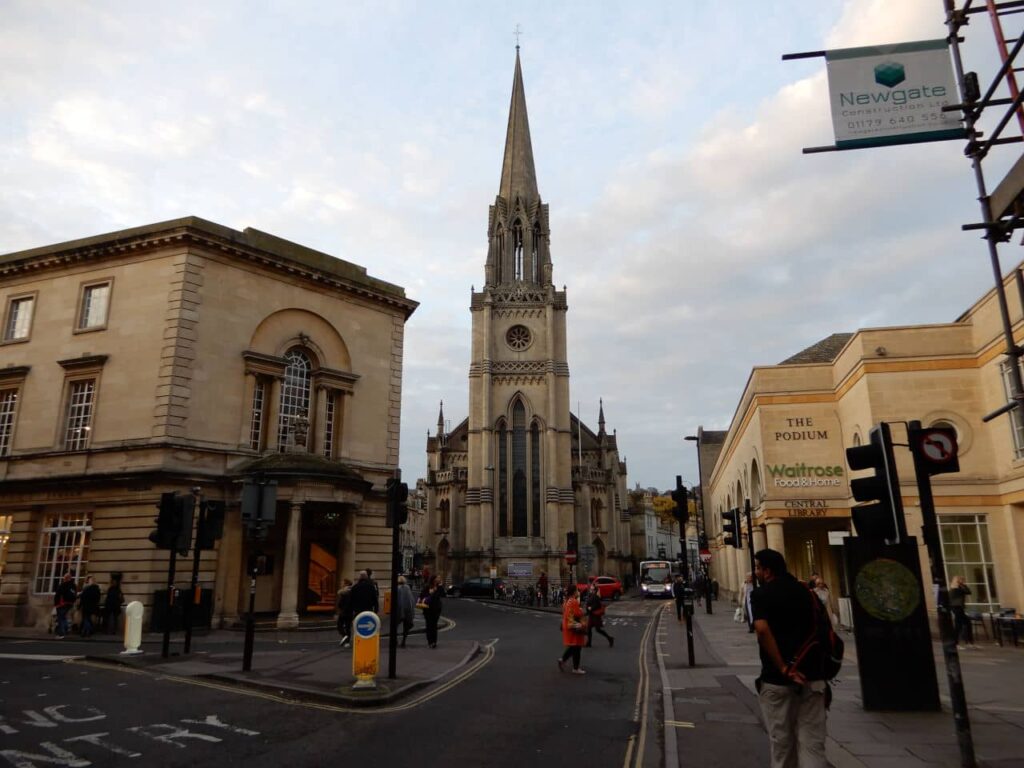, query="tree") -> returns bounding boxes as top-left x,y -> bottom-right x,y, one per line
652,494 -> 677,527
